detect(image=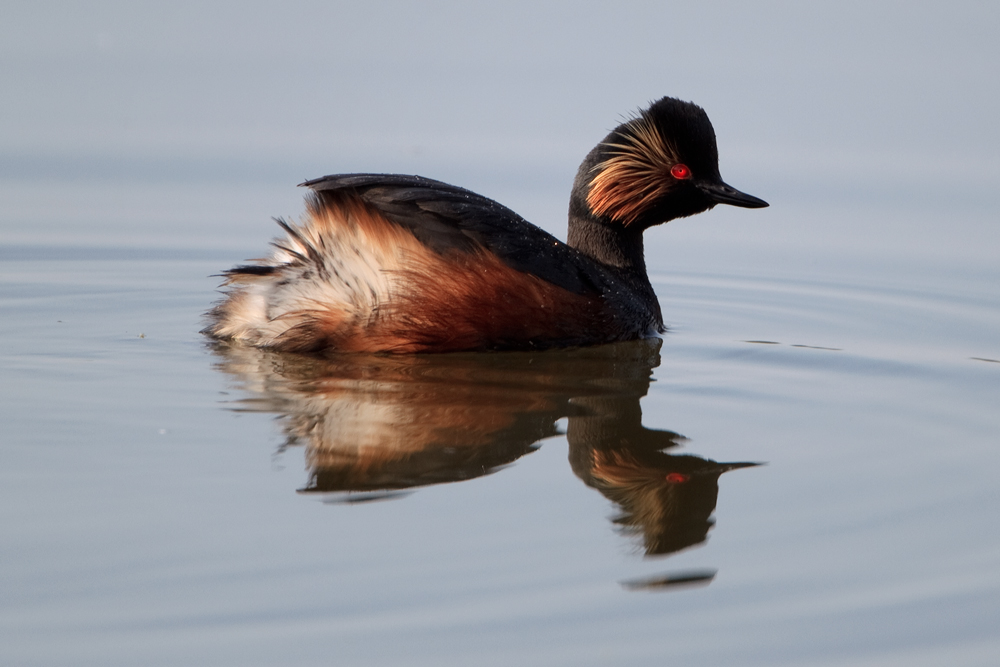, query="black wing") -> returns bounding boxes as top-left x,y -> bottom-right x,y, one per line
300,173 -> 608,296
